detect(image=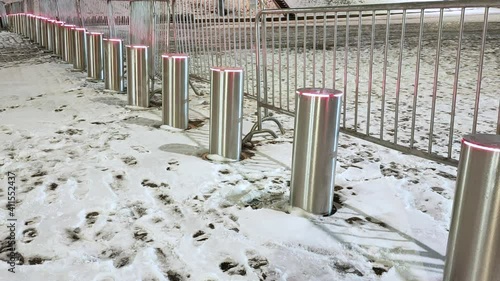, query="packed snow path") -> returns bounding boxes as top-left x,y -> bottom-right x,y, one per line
0,30 -> 458,281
